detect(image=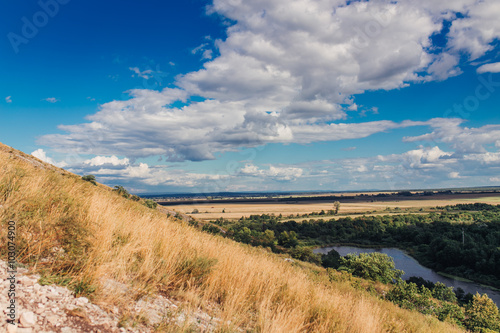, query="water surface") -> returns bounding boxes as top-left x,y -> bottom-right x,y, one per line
314,245 -> 500,305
